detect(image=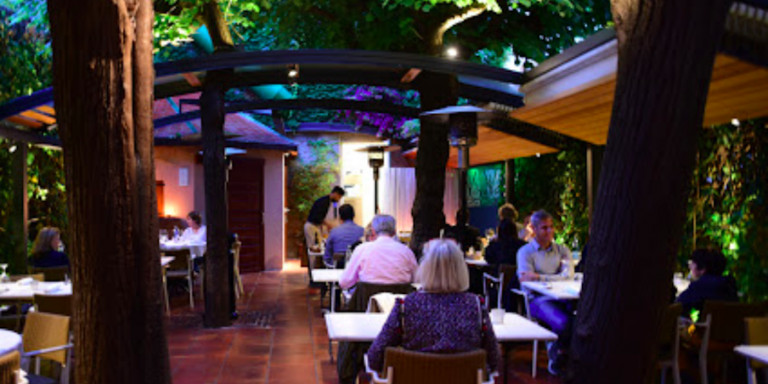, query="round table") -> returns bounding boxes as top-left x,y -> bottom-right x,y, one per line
0,329 -> 22,356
